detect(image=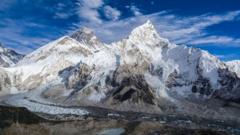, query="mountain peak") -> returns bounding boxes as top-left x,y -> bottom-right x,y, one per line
70,27 -> 102,46
75,27 -> 94,35
142,20 -> 155,29
131,20 -> 156,34
128,20 -> 169,45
